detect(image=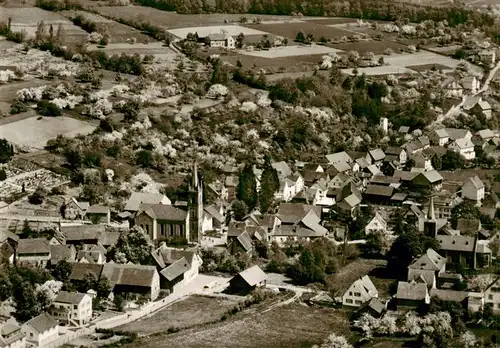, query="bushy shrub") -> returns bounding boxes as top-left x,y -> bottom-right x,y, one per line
37,100 -> 62,116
